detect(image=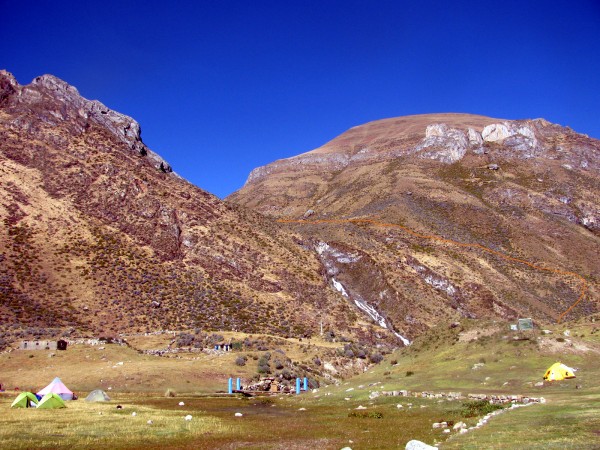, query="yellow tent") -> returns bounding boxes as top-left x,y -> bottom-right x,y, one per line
543,362 -> 576,381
